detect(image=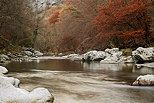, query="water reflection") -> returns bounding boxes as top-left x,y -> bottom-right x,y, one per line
83,62 -> 134,72
83,62 -> 154,74
3,59 -> 154,75
5,59 -> 83,72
